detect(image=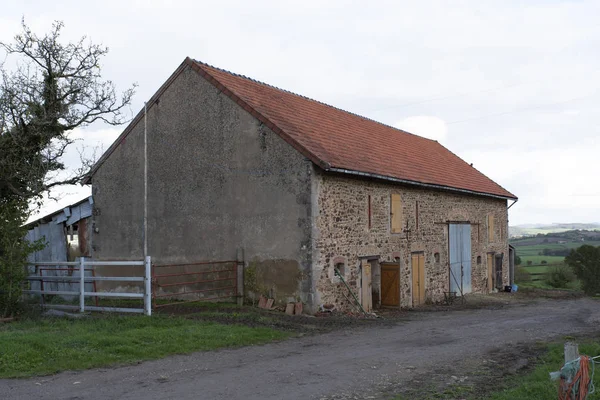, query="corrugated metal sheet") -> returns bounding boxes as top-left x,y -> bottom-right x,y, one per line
66,200 -> 92,226
26,196 -> 94,295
